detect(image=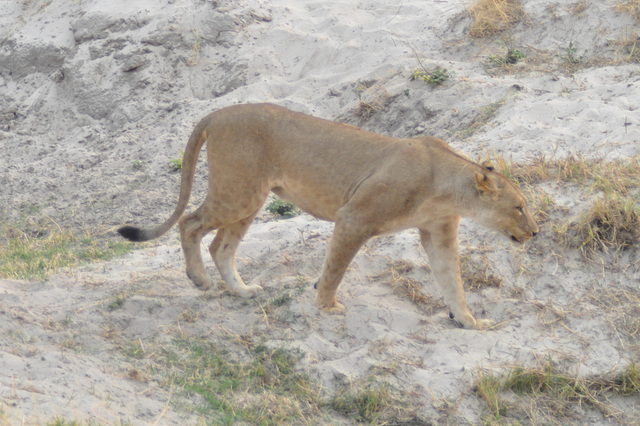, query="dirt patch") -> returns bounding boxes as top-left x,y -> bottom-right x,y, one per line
1,0 -> 639,423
